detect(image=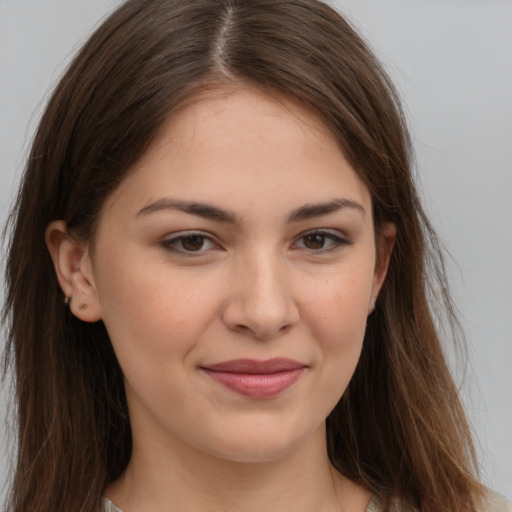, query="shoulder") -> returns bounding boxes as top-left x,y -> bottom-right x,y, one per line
367,489 -> 511,512
100,497 -> 124,512
477,489 -> 512,512
366,496 -> 405,512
